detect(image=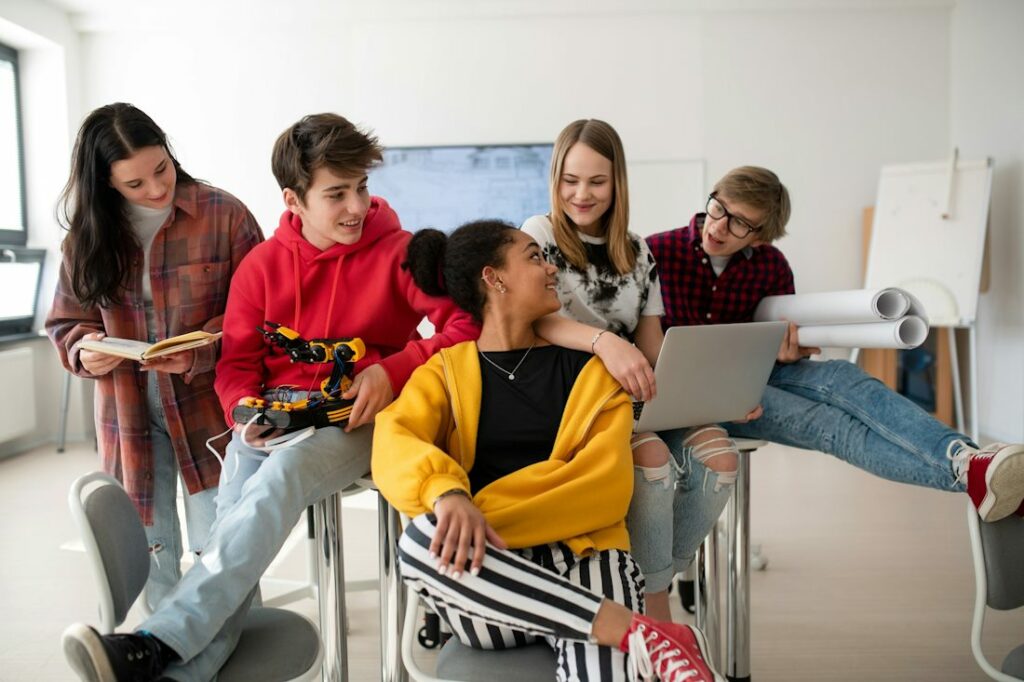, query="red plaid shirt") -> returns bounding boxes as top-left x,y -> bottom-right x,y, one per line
46,183 -> 264,524
646,213 -> 794,328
